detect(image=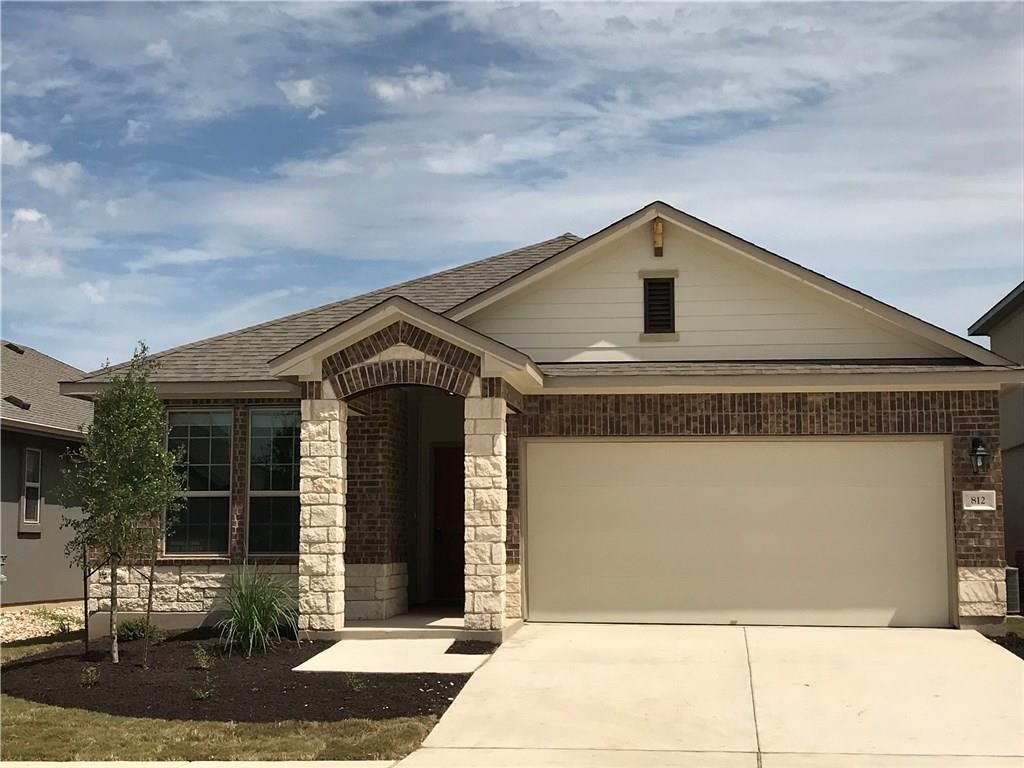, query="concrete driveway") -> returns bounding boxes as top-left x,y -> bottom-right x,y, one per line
400,623 -> 1024,767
